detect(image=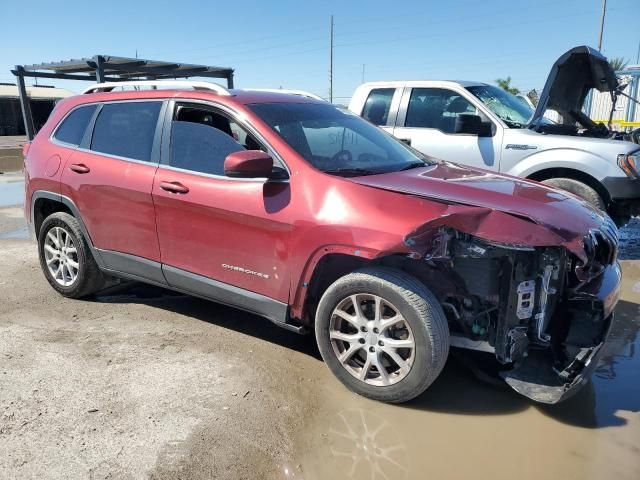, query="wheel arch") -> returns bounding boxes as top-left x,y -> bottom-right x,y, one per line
526,167 -> 611,206
294,248 -> 441,326
31,191 -> 104,267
